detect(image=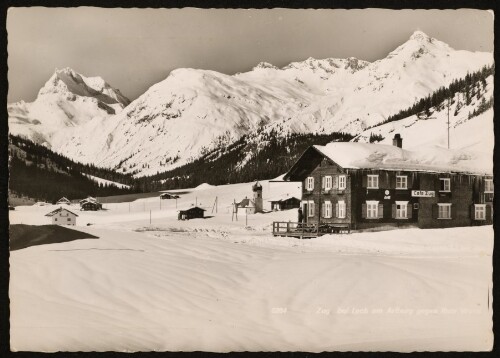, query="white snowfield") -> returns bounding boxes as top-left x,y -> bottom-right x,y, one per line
9,179 -> 493,352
